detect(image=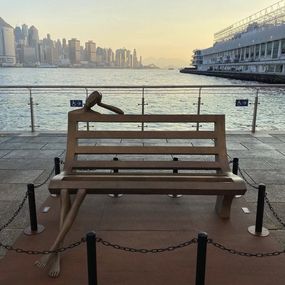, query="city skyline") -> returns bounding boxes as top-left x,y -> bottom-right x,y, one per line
1,0 -> 278,67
